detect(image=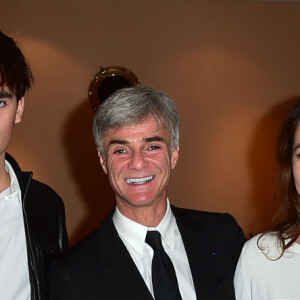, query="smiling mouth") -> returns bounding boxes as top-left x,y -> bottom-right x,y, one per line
125,176 -> 154,185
